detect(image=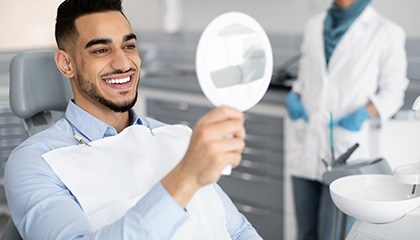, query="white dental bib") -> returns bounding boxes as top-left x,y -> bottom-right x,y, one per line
42,124 -> 230,239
